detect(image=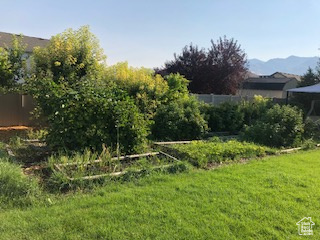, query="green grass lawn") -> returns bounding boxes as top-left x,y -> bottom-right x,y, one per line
1,150 -> 320,239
